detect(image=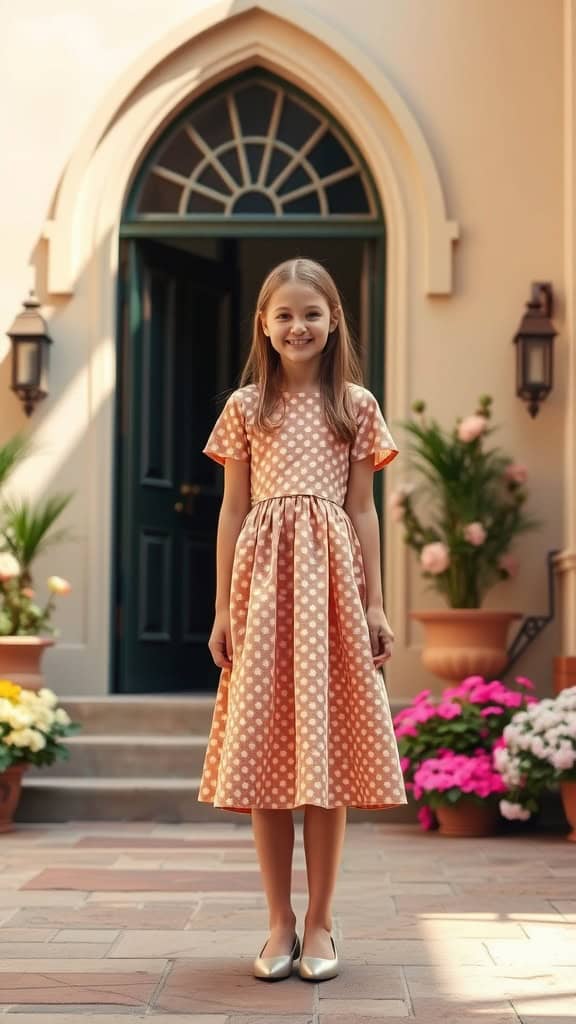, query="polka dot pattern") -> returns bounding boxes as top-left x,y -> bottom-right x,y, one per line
198,383 -> 407,813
